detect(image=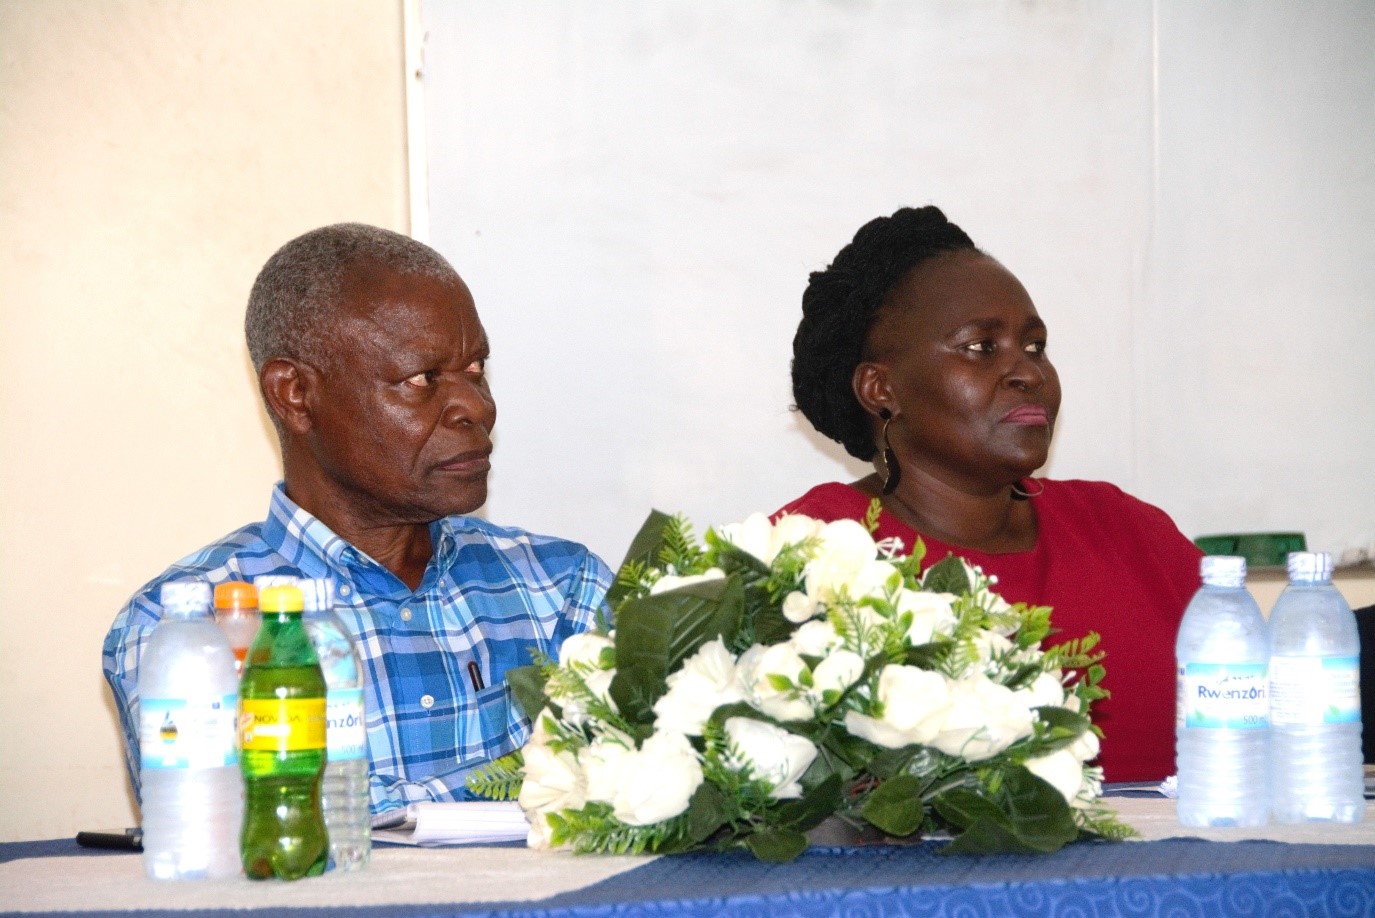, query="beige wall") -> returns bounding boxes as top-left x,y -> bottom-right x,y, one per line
0,0 -> 408,841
